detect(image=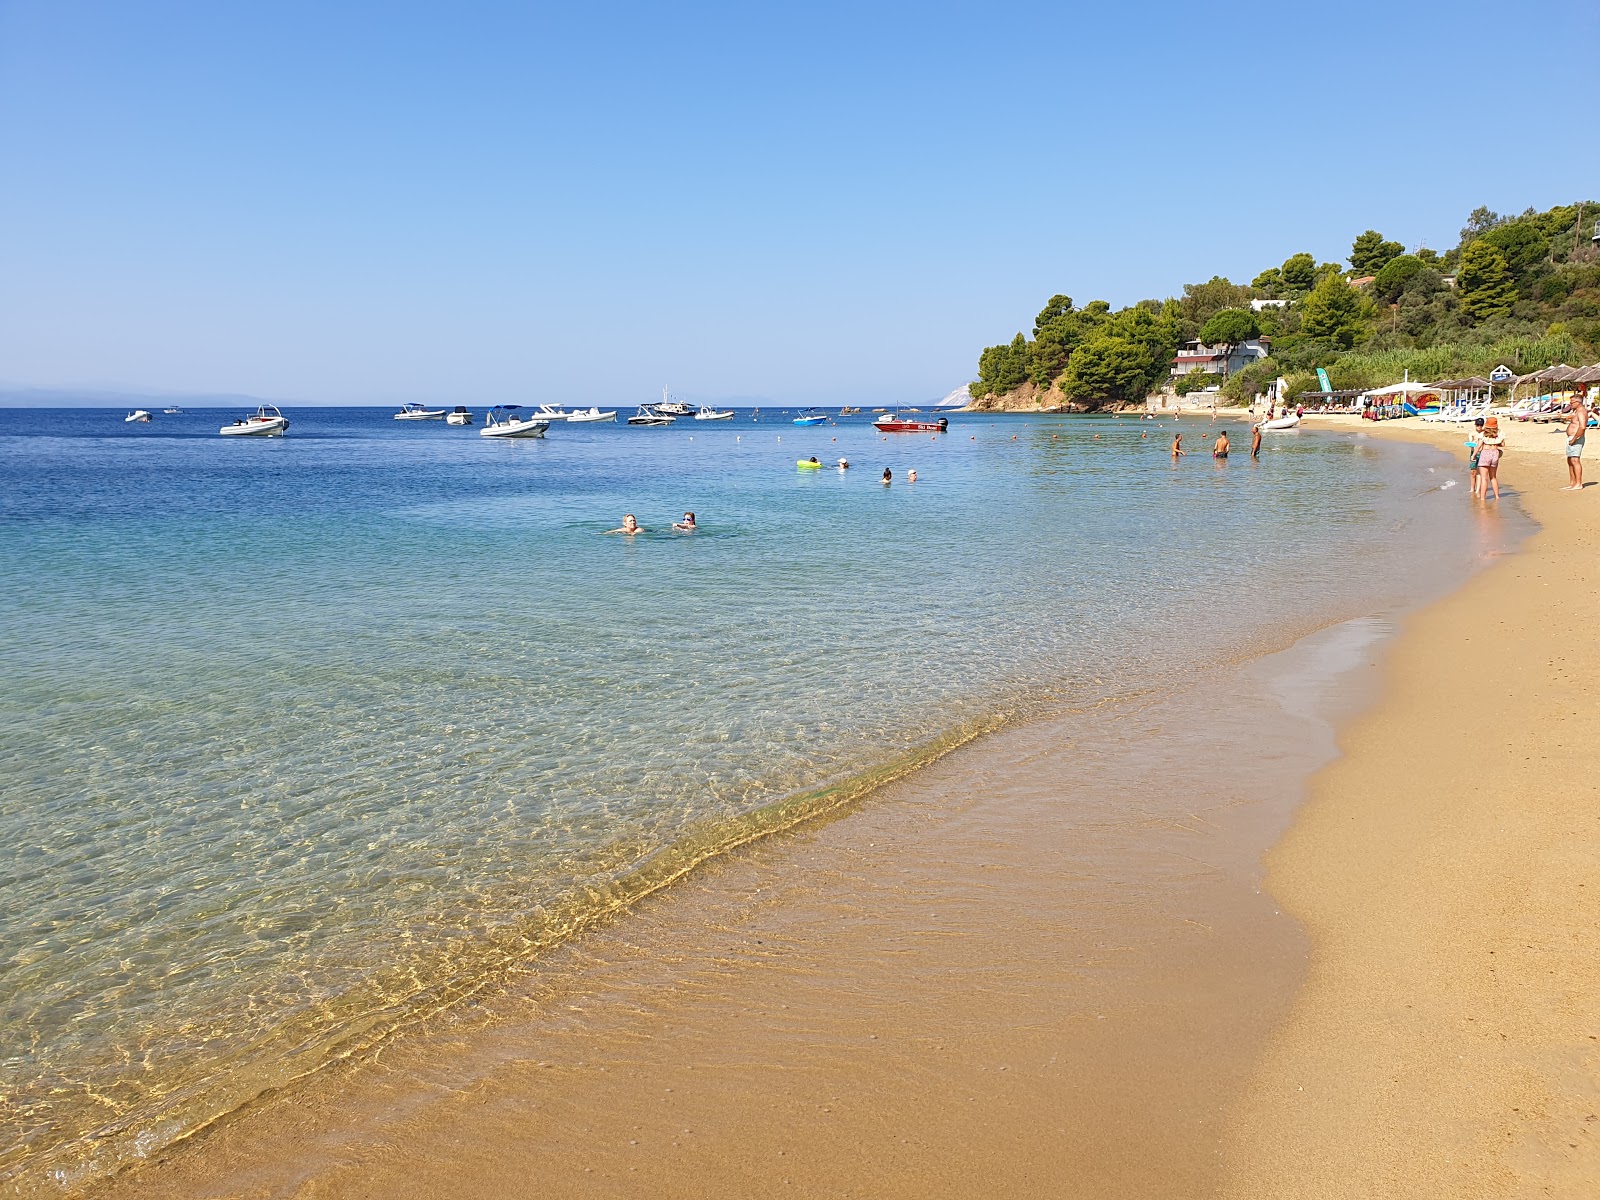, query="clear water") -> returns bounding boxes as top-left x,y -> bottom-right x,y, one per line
0,407 -> 1498,1192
